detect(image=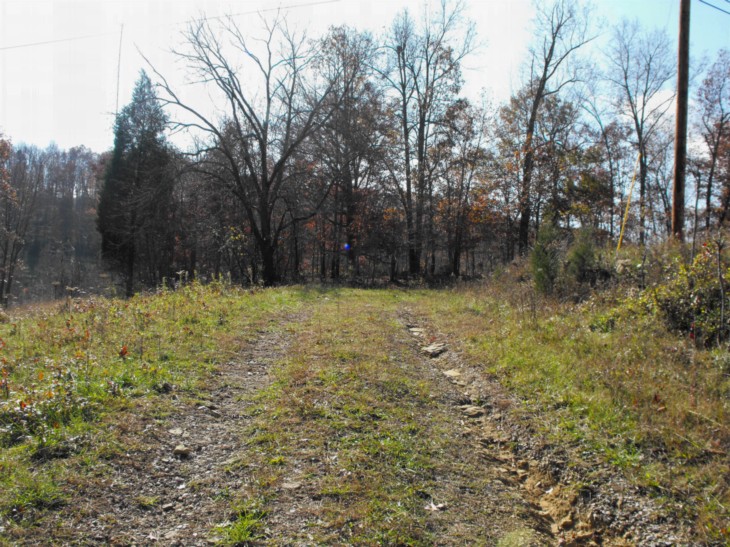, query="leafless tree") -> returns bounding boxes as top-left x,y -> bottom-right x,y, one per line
0,143 -> 42,306
310,26 -> 384,278
516,0 -> 592,254
378,0 -> 476,276
695,49 -> 730,228
434,98 -> 489,276
150,13 -> 349,285
606,19 -> 675,246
